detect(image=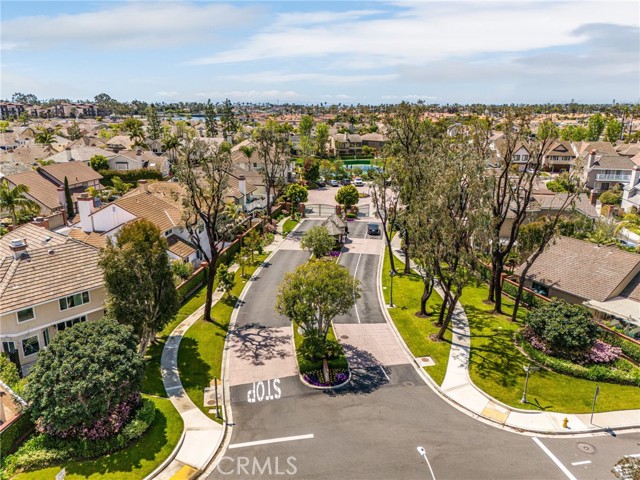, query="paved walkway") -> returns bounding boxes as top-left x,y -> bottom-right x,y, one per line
388,234 -> 640,435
